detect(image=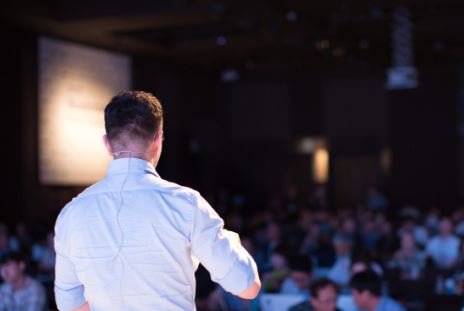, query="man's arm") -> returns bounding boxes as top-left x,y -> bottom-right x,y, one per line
190,194 -> 261,299
55,251 -> 87,311
55,213 -> 87,311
